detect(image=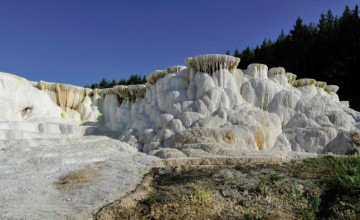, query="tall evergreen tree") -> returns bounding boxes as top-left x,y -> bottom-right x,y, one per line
230,5 -> 360,110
